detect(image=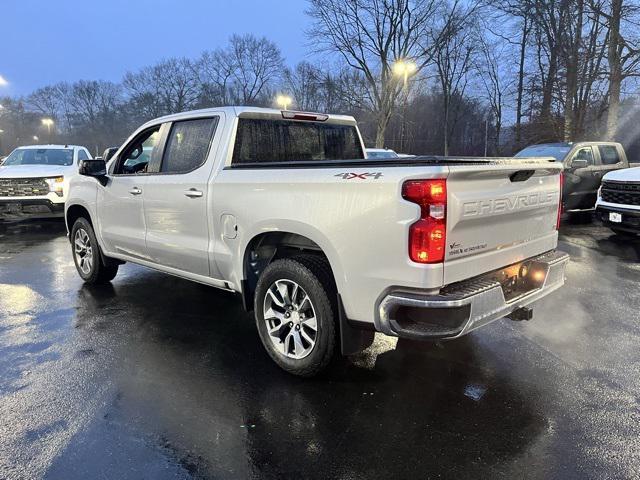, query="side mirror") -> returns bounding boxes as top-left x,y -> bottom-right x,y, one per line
570,159 -> 588,170
79,159 -> 108,186
102,147 -> 118,162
